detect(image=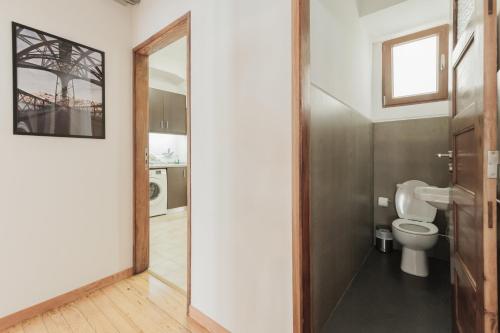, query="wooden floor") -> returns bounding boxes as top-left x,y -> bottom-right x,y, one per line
2,273 -> 207,333
150,211 -> 187,292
